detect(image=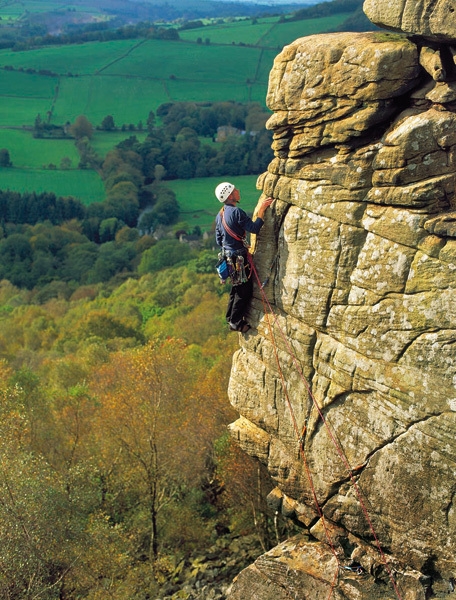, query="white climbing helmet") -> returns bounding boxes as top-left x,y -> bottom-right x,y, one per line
215,181 -> 235,203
